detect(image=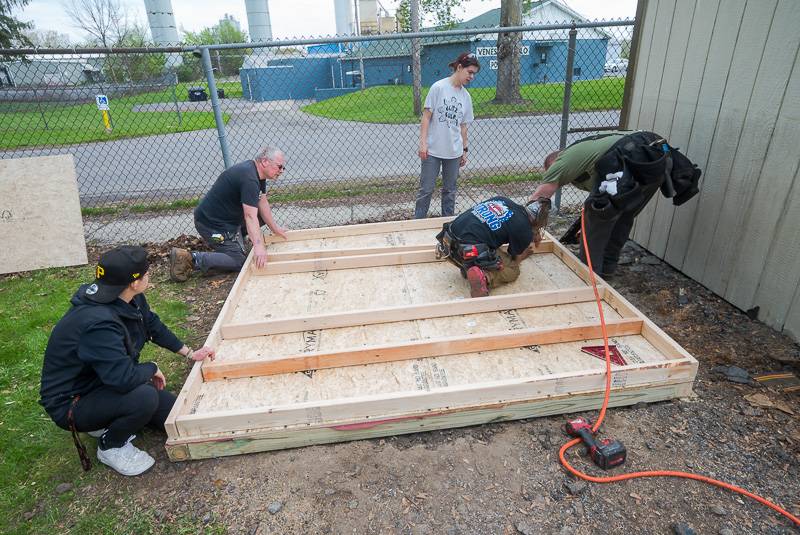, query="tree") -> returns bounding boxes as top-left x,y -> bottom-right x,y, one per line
494,0 -> 523,104
620,38 -> 631,60
63,0 -> 129,48
24,28 -> 71,48
183,19 -> 248,78
396,0 -> 461,32
104,23 -> 167,82
1,0 -> 32,48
